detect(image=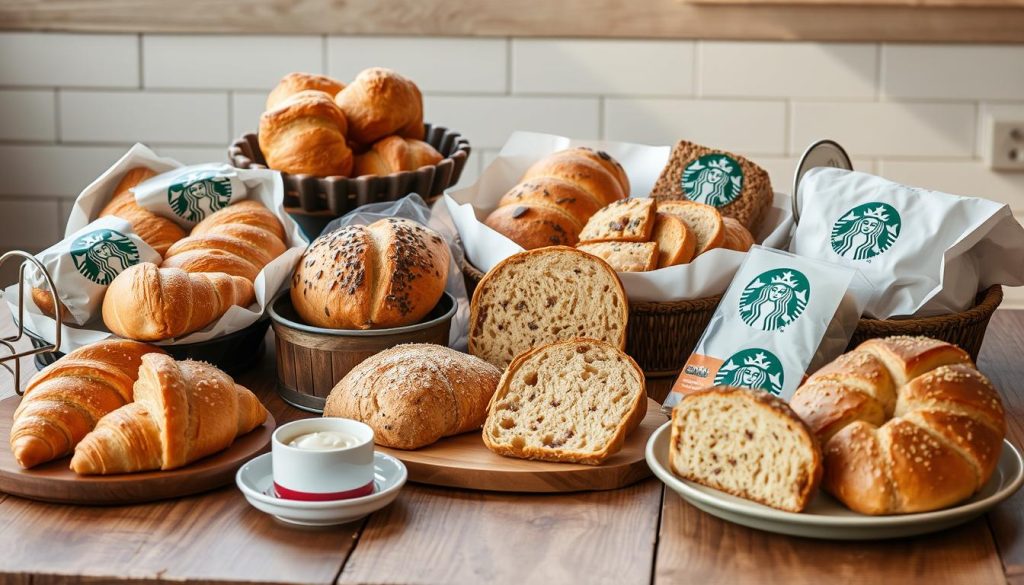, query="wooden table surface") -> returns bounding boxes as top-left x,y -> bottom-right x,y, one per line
1,311 -> 1023,585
